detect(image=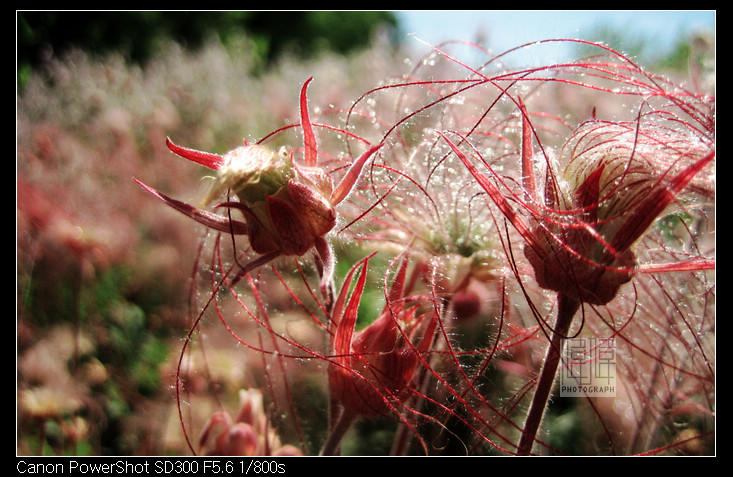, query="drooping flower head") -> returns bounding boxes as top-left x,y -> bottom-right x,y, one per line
134,78 -> 382,299
438,93 -> 714,455
524,119 -> 713,305
440,101 -> 714,308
